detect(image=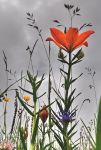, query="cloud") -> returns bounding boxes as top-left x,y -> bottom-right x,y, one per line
0,0 -> 19,10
